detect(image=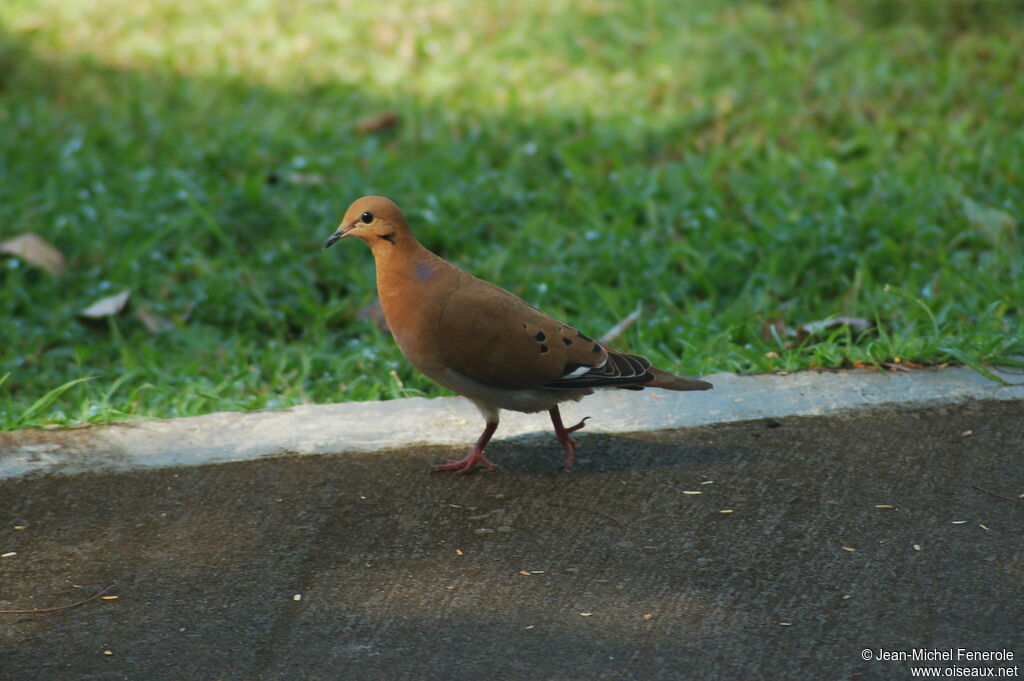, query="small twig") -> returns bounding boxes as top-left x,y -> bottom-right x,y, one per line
971,485 -> 1022,504
881,362 -> 911,372
599,304 -> 642,344
0,584 -> 116,615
